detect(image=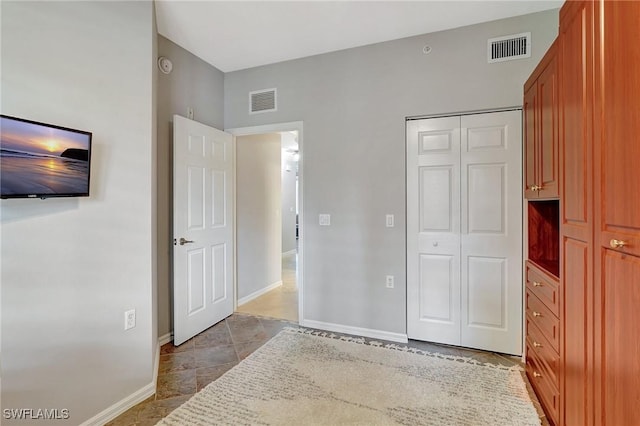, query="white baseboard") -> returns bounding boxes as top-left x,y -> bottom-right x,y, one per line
282,249 -> 296,256
80,341 -> 163,426
300,319 -> 408,344
159,332 -> 173,346
79,380 -> 155,426
237,280 -> 282,306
